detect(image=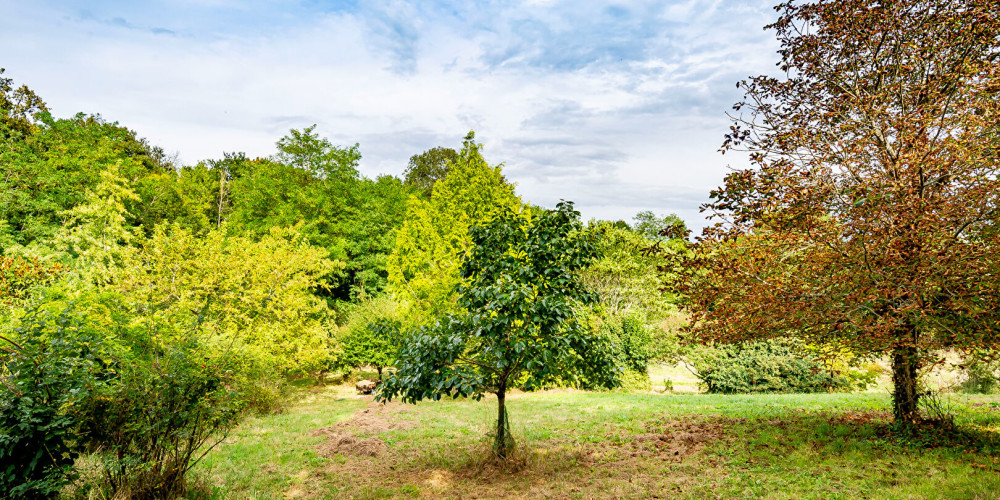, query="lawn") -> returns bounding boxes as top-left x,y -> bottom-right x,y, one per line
194,387 -> 1000,499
